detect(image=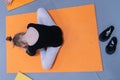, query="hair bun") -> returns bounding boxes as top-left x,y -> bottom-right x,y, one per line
6,36 -> 12,41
